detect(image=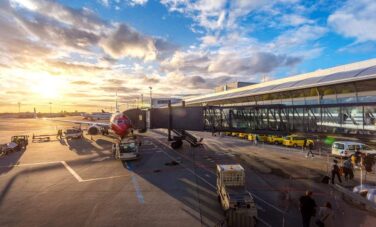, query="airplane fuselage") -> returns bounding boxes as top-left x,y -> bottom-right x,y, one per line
110,112 -> 132,138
